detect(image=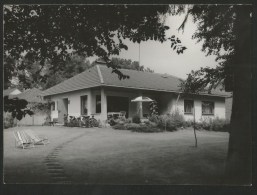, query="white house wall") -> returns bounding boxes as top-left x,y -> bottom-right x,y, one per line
50,89 -> 90,120
174,95 -> 226,122
48,87 -> 226,122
